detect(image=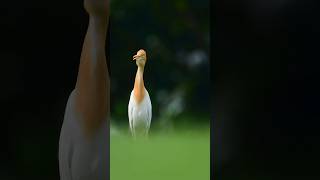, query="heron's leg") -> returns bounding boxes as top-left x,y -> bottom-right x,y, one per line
146,129 -> 150,140
74,0 -> 110,136
132,129 -> 137,140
